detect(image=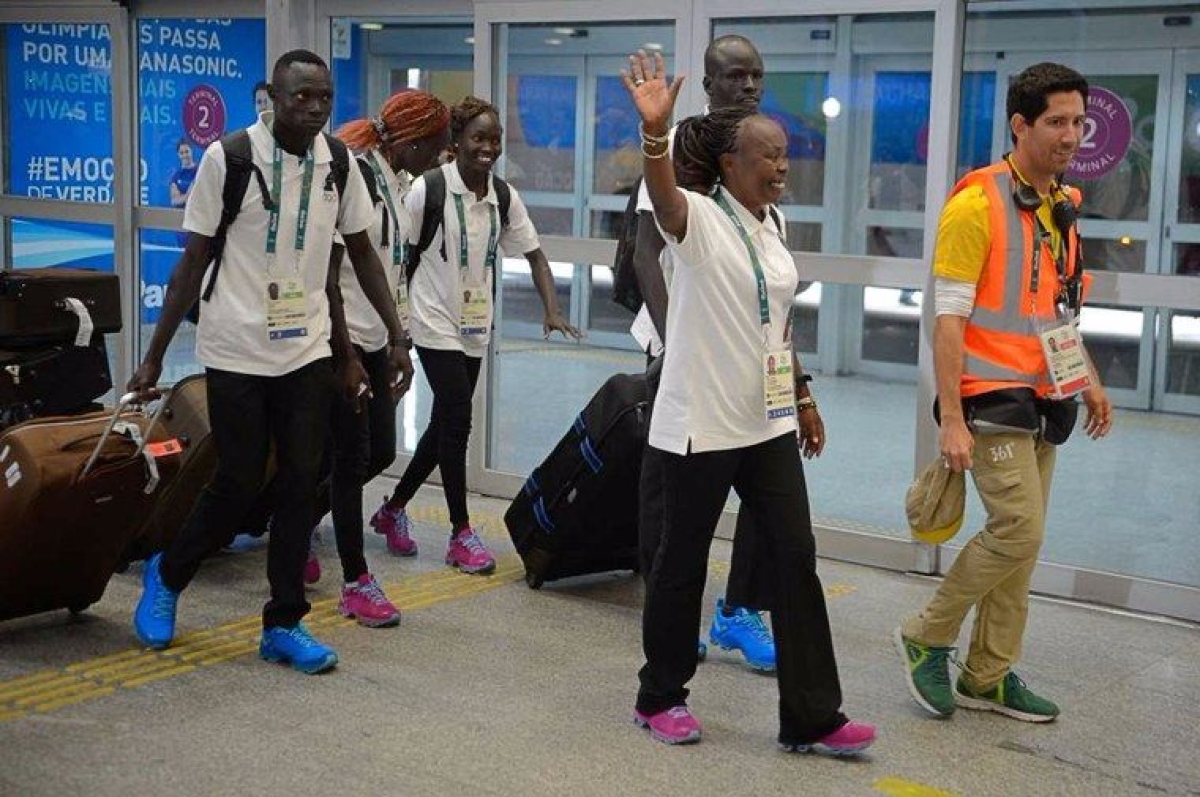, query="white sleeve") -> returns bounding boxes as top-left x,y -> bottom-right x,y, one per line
656,190 -> 715,267
402,175 -> 427,245
934,276 -> 977,318
498,184 -> 541,256
336,157 -> 376,236
181,141 -> 226,237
